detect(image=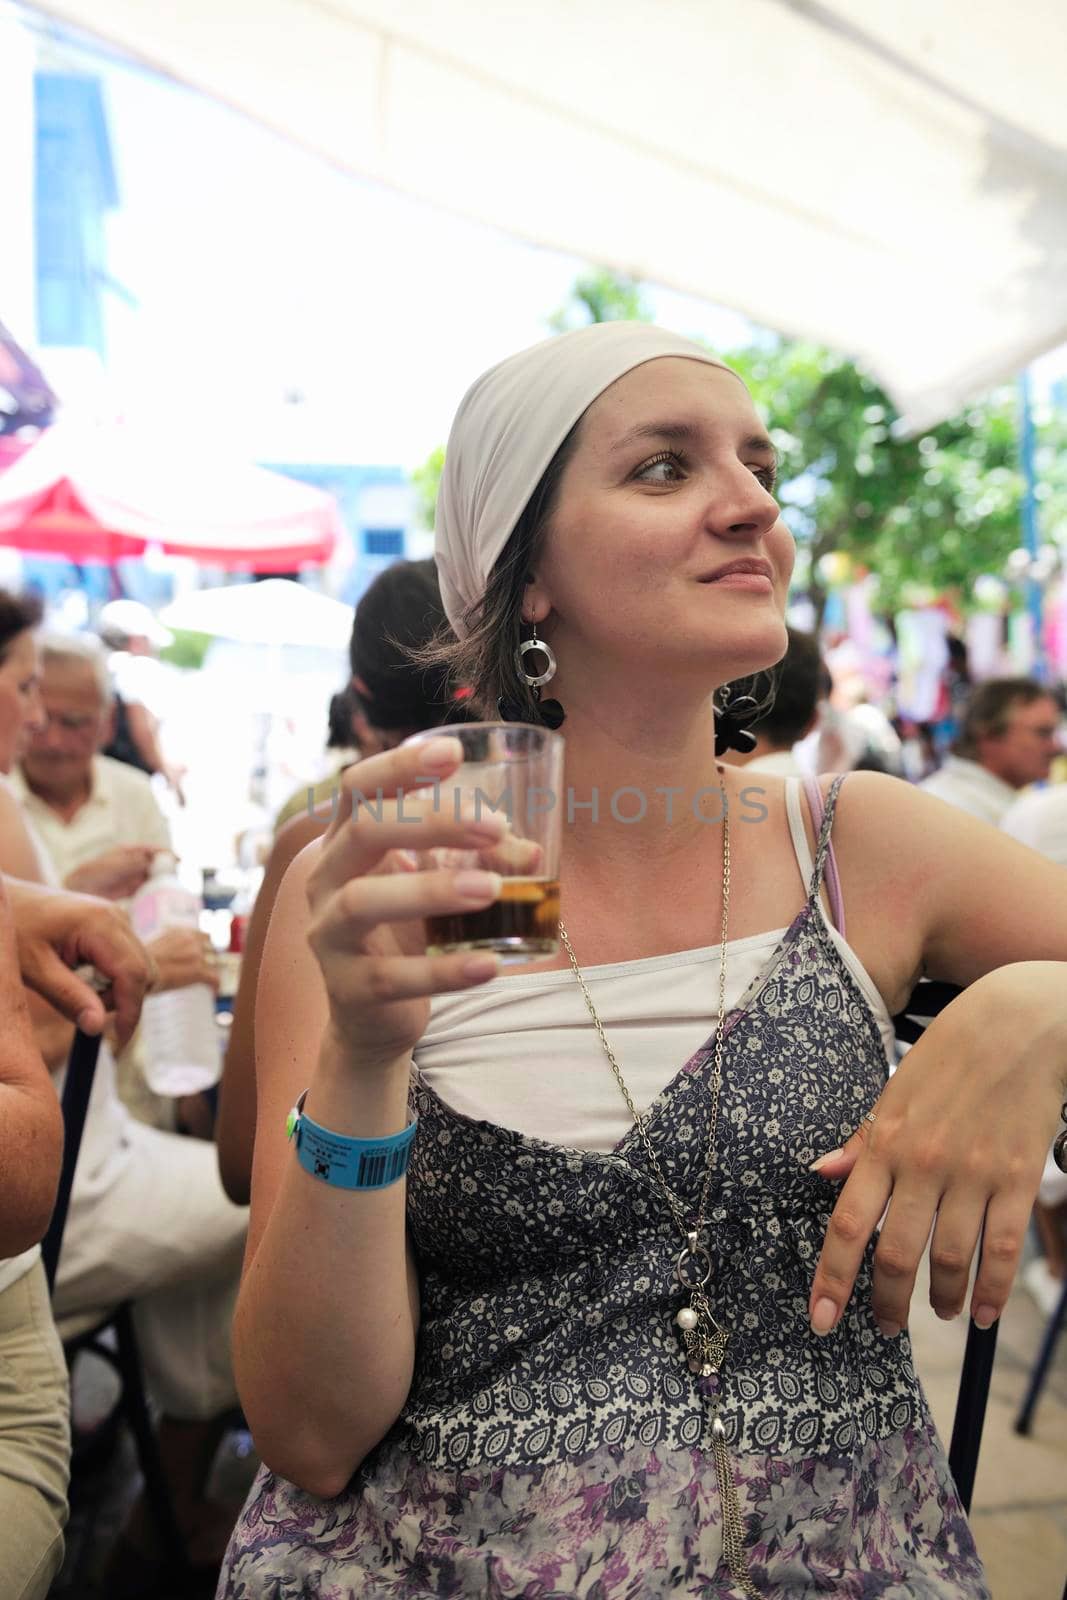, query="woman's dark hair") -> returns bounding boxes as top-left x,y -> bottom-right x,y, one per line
326,686 -> 358,749
0,589 -> 43,666
410,423 -> 583,722
414,422 -> 779,725
751,627 -> 823,747
349,558 -> 472,733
